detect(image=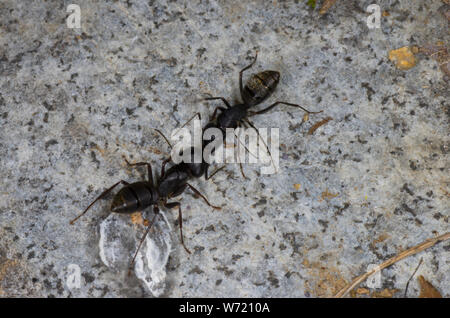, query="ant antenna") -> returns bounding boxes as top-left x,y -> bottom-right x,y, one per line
70,181 -> 125,225
128,211 -> 159,276
152,128 -> 172,149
